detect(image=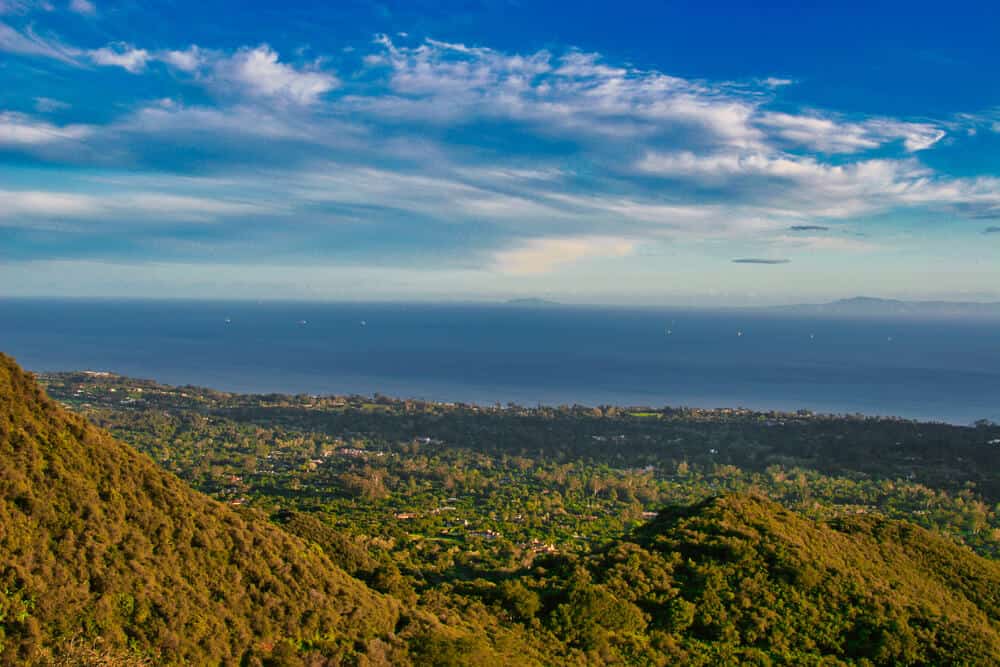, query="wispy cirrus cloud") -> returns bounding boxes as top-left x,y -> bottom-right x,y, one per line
759,112 -> 945,153
33,96 -> 69,112
68,0 -> 95,15
0,111 -> 91,145
0,189 -> 102,218
0,20 -> 79,63
356,36 -> 951,161
0,187 -> 281,226
357,36 -> 765,148
760,77 -> 793,88
0,19 -> 337,105
2,26 -> 999,288
0,1 -> 50,16
636,149 -> 1000,220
